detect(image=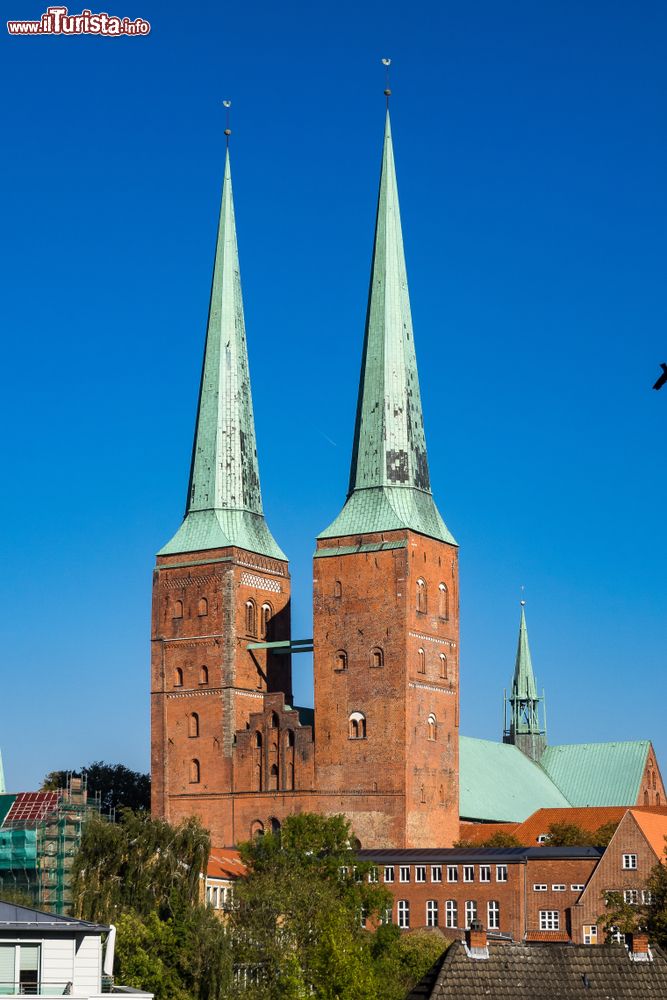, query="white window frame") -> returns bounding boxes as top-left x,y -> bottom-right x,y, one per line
583,924 -> 598,945
384,865 -> 395,883
464,900 -> 477,929
642,889 -> 653,904
447,865 -> 458,882
397,900 -> 410,929
368,866 -> 378,883
426,900 -> 439,927
539,910 -> 560,931
415,865 -> 426,883
487,900 -> 500,930
431,865 -> 442,883
399,865 -> 411,883
624,889 -> 639,904
496,864 -> 508,882
445,899 -> 458,928
622,854 -> 638,870
479,865 -> 491,883
380,906 -> 392,925
533,884 -> 547,892
571,884 -> 585,892
463,865 -> 475,882
552,884 -> 566,892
